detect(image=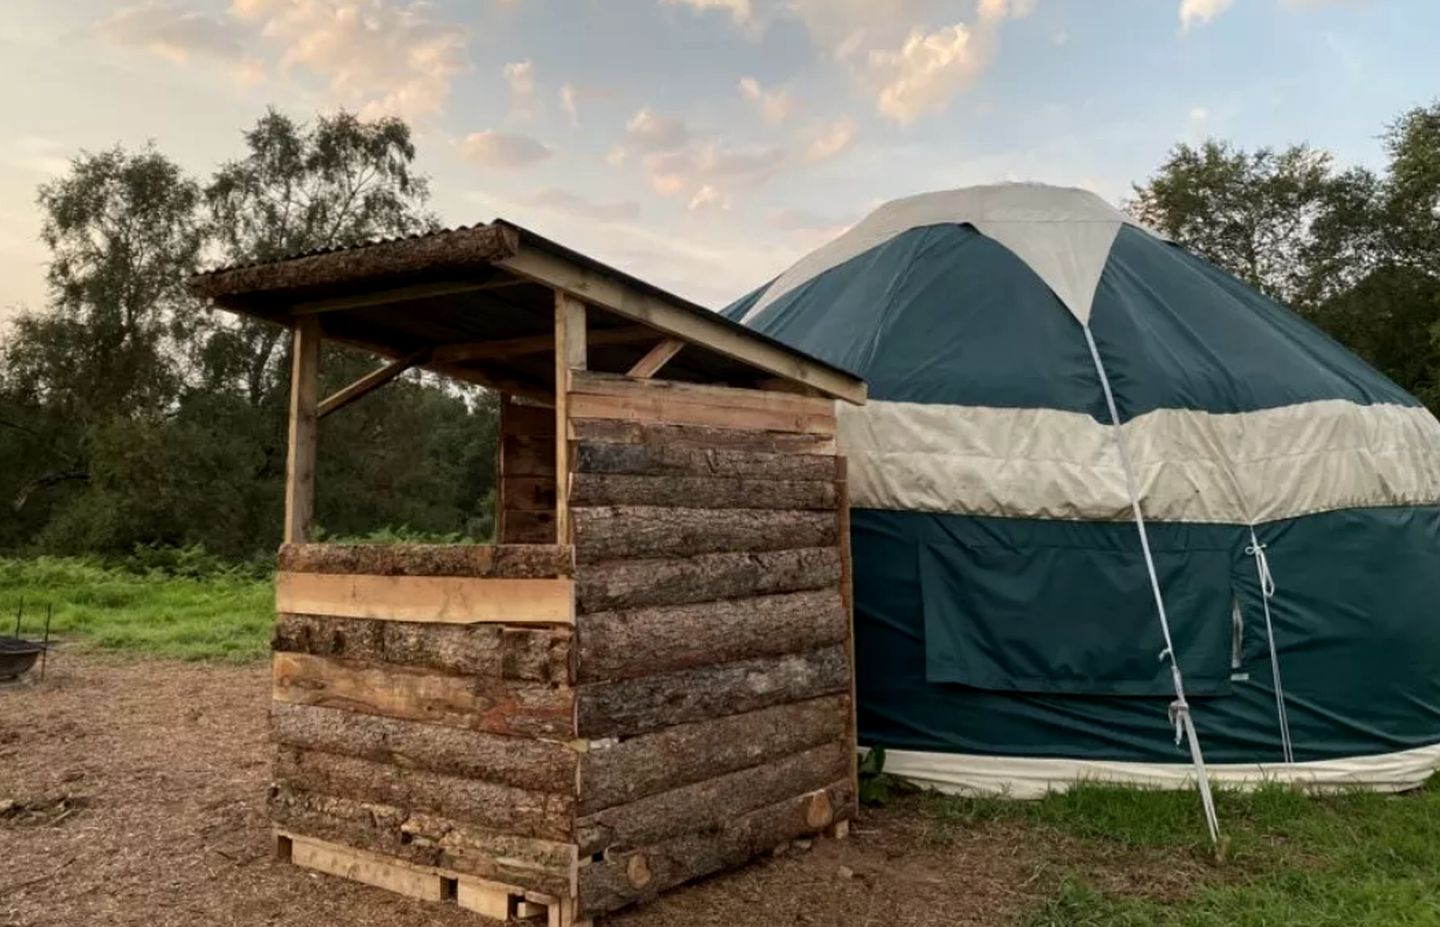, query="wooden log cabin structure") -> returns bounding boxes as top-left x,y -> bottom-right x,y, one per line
187,222 -> 867,925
